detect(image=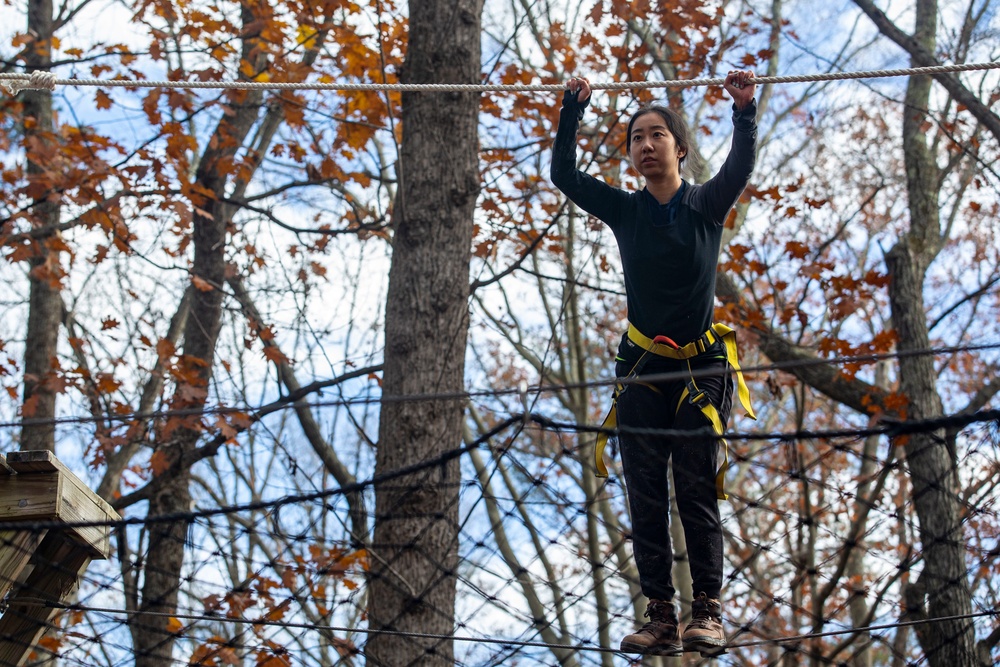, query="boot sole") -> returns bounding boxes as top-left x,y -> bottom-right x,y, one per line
620,640 -> 682,656
683,638 -> 728,658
